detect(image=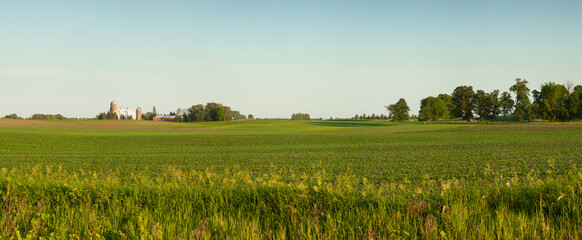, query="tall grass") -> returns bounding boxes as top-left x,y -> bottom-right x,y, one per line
1,165 -> 581,239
